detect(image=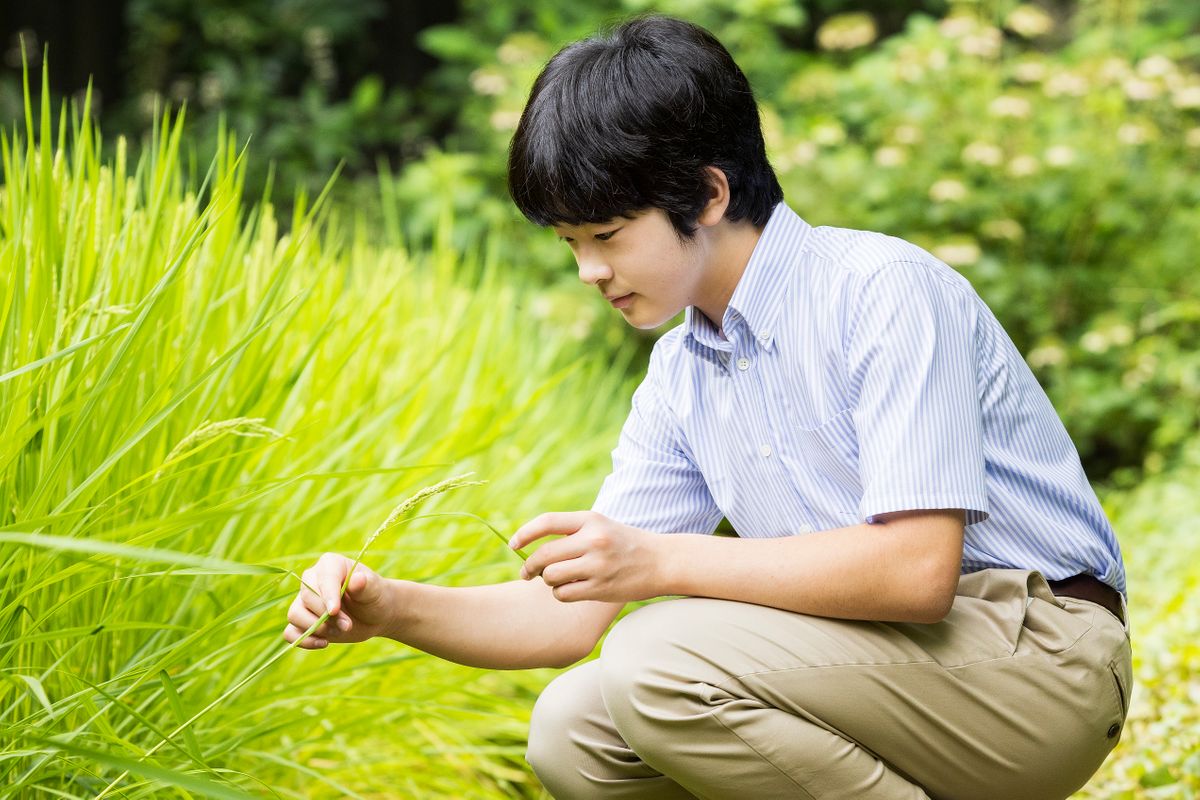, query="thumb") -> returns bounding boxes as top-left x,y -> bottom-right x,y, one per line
347,568 -> 382,605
